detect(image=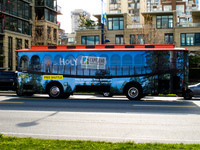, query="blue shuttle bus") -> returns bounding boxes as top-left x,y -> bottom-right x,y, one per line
16,44 -> 192,100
